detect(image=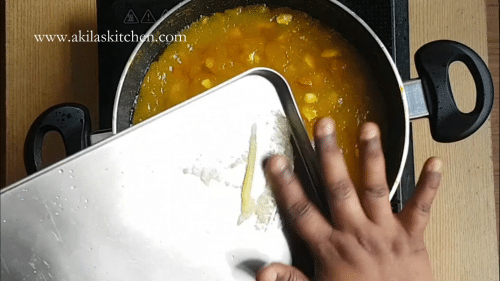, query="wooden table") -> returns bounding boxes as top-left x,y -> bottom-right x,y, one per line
2,0 -> 499,280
